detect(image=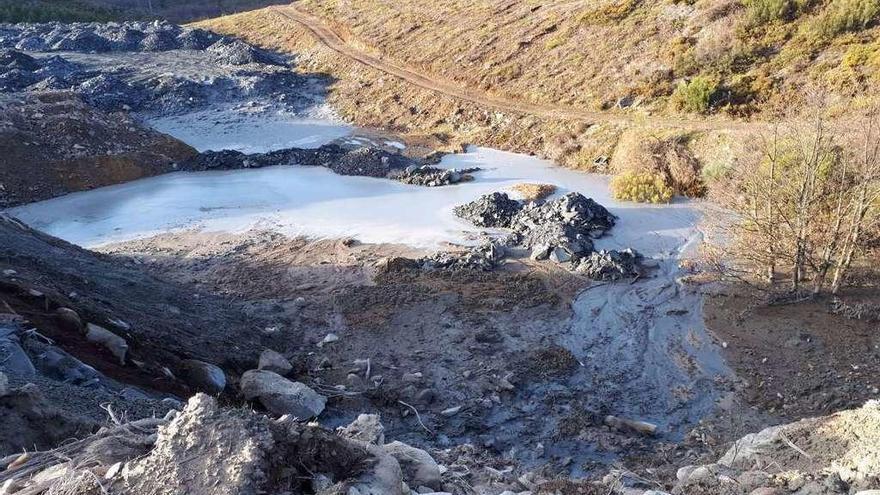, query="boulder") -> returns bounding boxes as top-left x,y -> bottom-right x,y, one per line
239,370 -> 326,418
178,359 -> 226,395
383,441 -> 441,489
84,323 -> 128,365
574,249 -> 641,280
549,247 -> 572,263
0,371 -> 8,397
257,349 -> 292,376
338,413 -> 385,445
54,307 -> 82,333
